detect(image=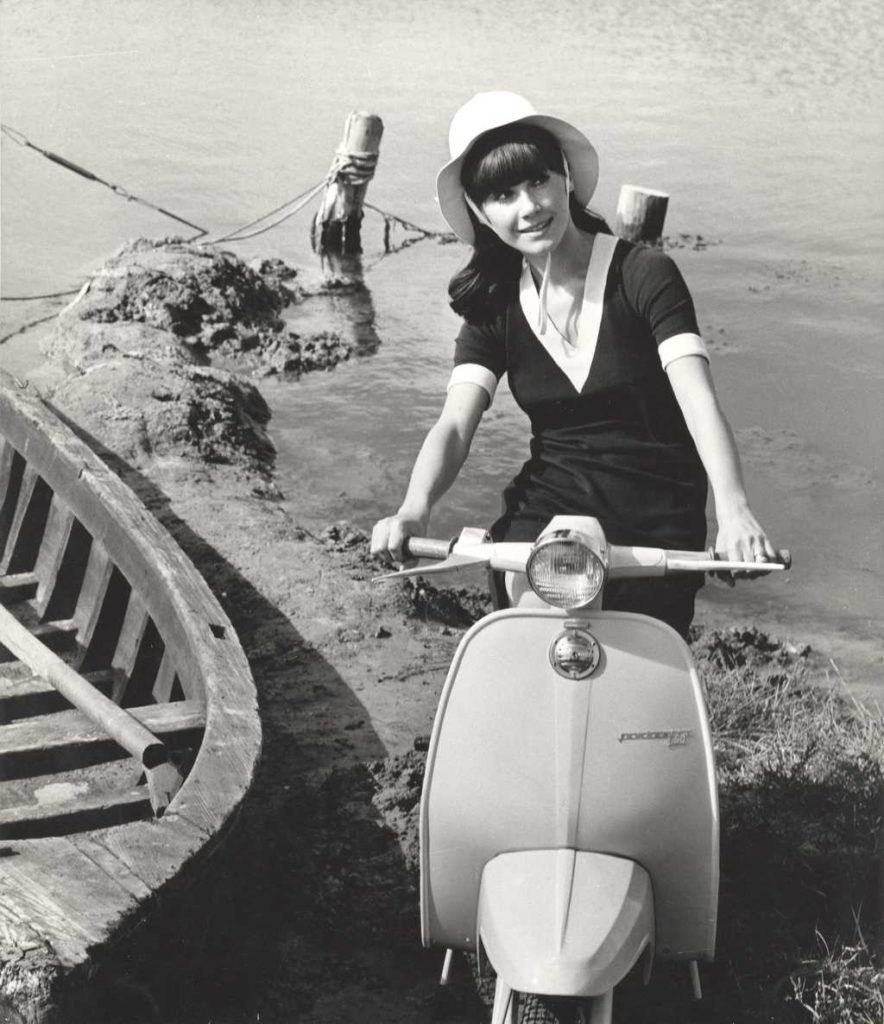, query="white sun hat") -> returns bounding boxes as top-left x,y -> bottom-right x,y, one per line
436,91 -> 600,245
